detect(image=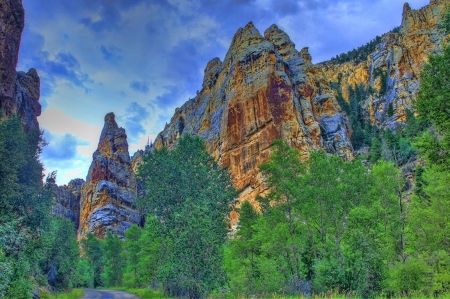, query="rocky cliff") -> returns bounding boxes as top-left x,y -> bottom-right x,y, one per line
146,22 -> 353,222
78,113 -> 140,239
50,179 -> 84,231
0,0 -> 41,131
319,0 -> 448,130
